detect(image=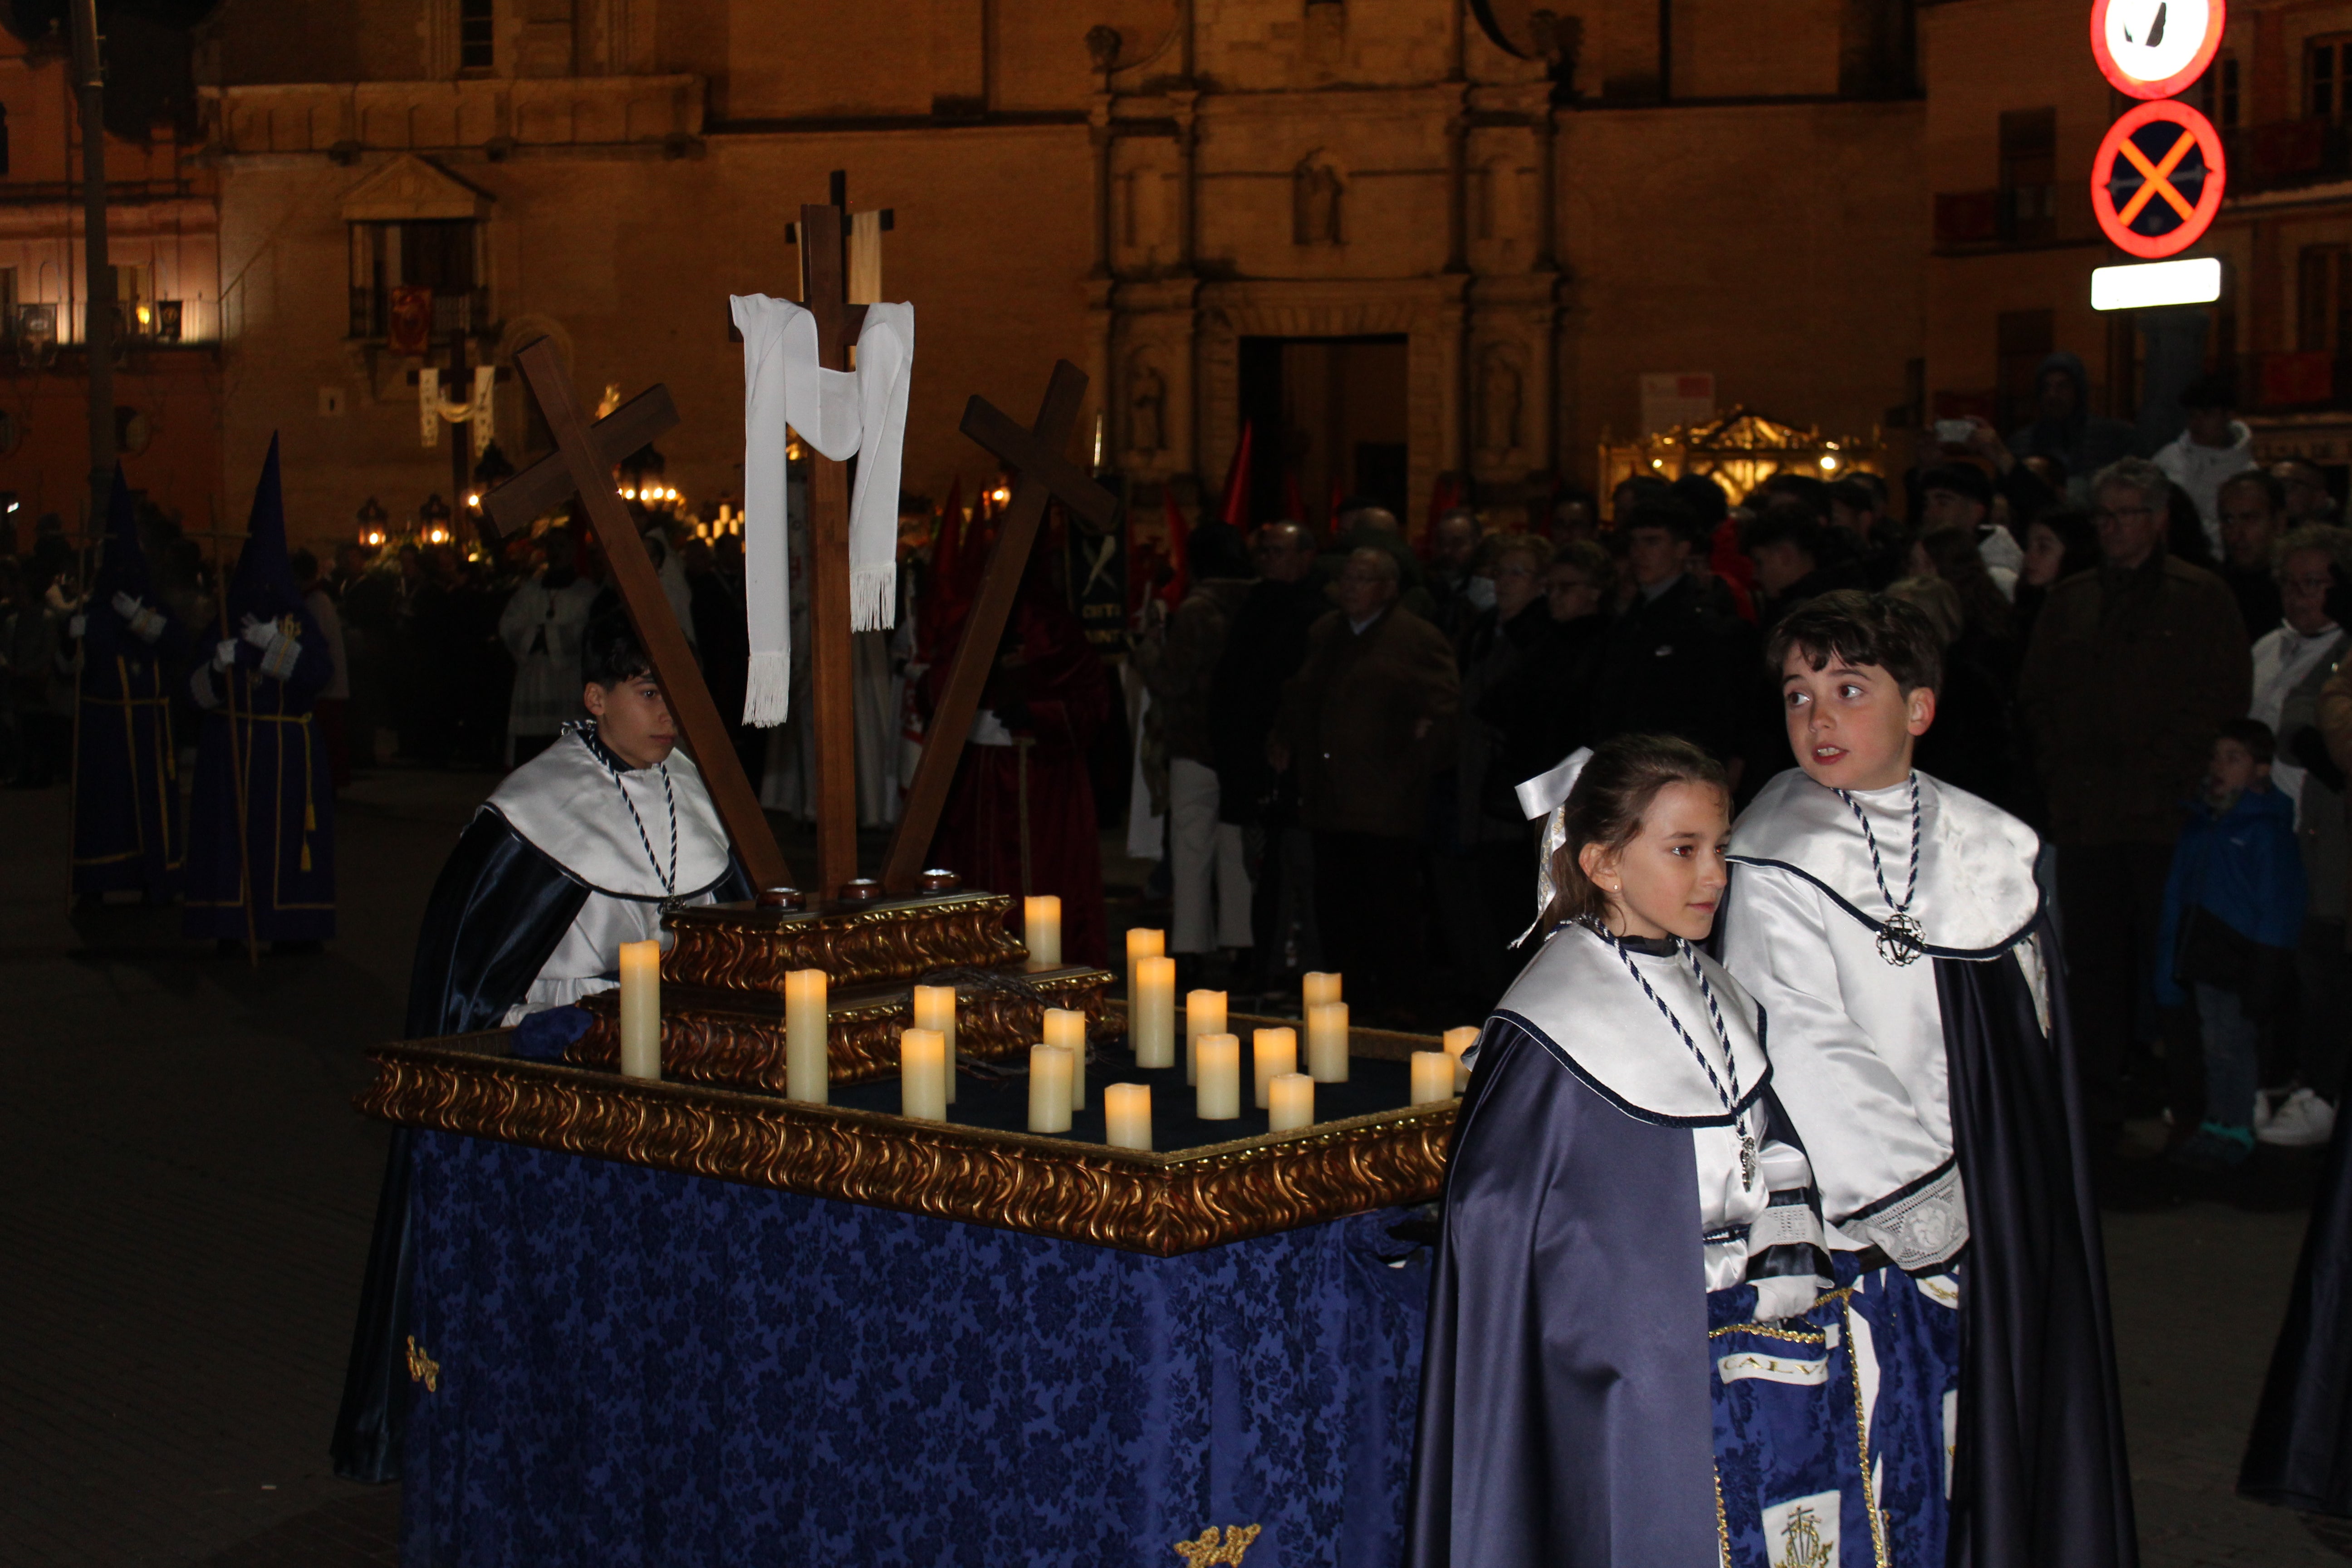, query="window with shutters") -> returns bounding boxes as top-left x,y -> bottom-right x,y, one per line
1999,108 -> 2058,244
347,219 -> 485,340
2311,37 -> 2352,121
